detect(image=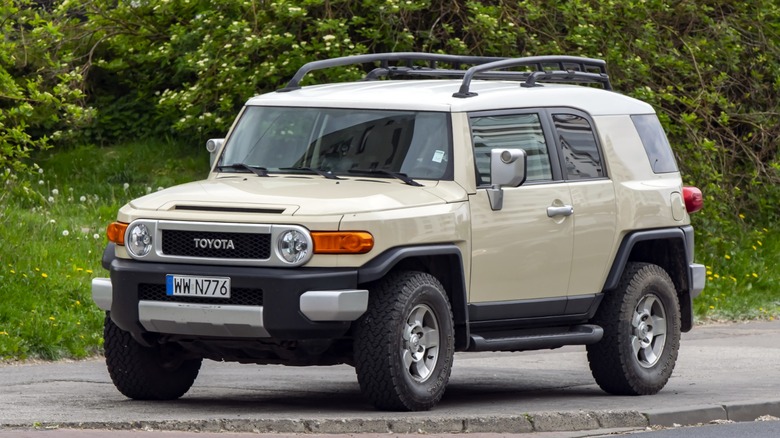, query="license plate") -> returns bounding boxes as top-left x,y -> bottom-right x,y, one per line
166,274 -> 231,298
